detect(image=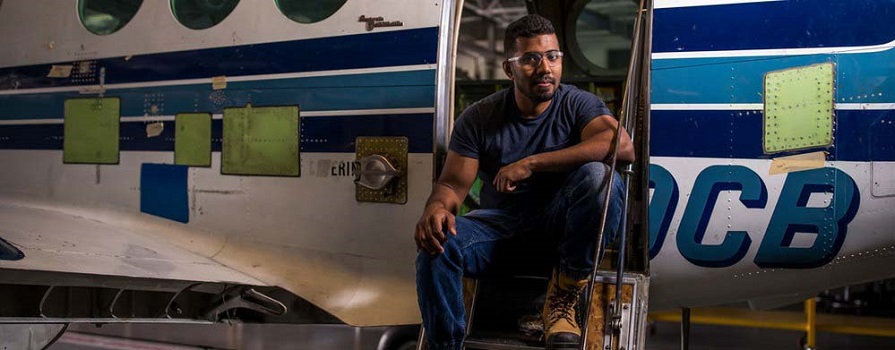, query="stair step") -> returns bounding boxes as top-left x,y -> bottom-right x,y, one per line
458,272 -> 650,350
463,337 -> 544,350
